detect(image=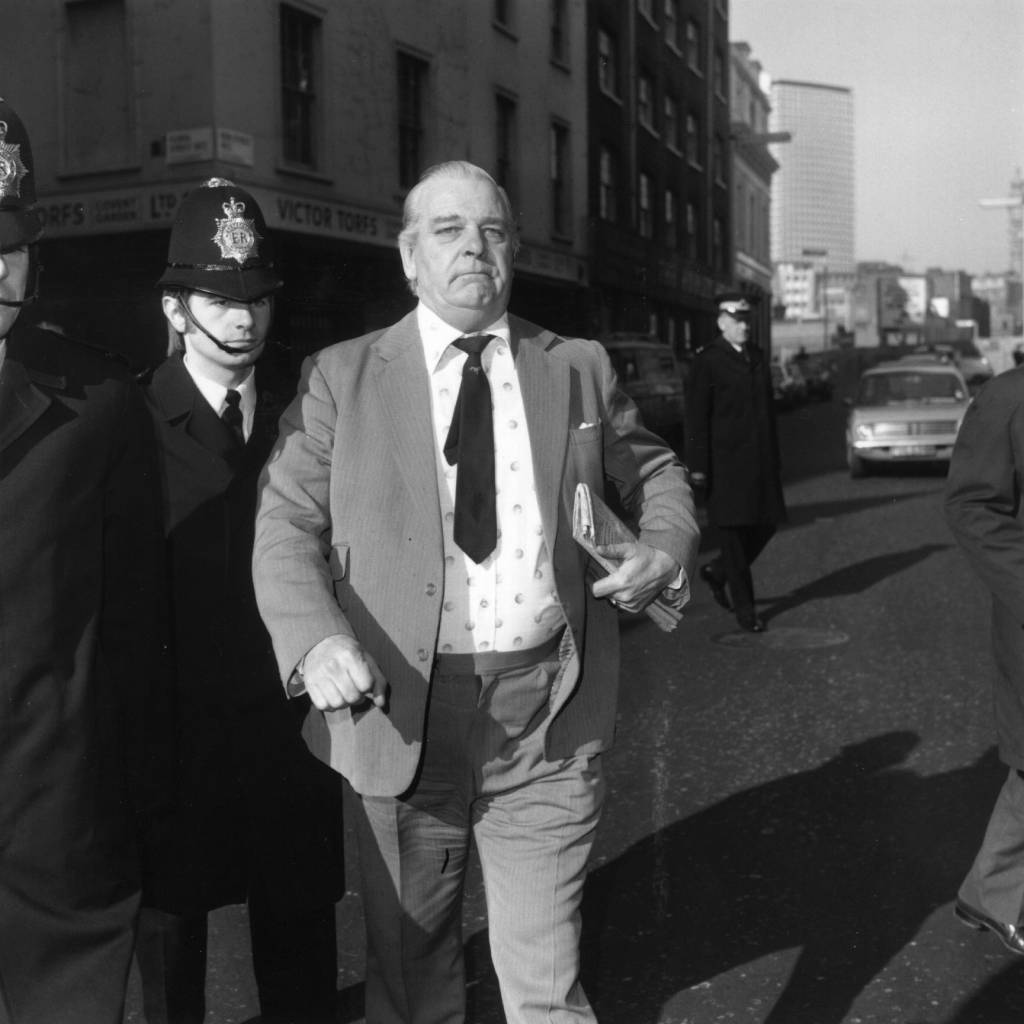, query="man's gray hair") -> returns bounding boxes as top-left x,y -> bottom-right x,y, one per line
397,161 -> 520,258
